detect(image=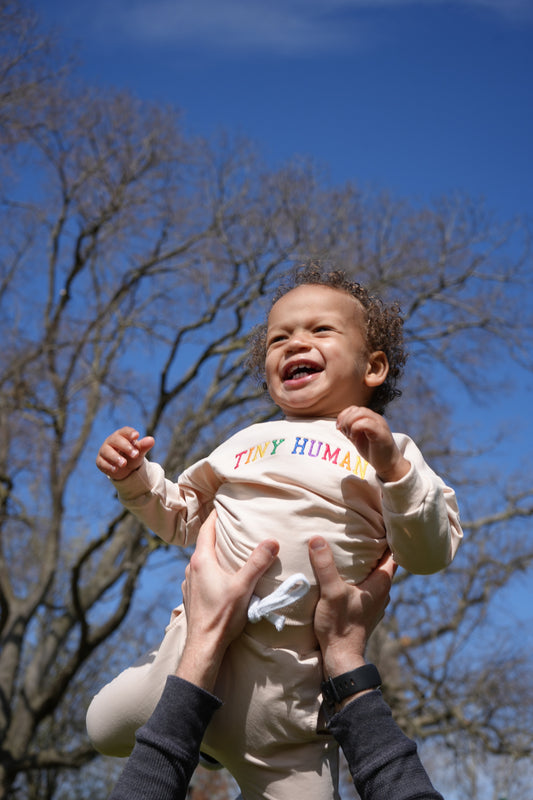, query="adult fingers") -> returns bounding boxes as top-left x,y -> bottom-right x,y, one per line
193,509 -> 218,556
376,550 -> 397,581
362,550 -> 396,591
308,536 -> 343,598
356,550 -> 397,614
238,539 -> 279,588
